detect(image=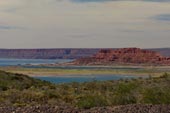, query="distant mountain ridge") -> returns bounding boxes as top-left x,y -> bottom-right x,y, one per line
0,48 -> 169,59
148,48 -> 170,57
0,49 -> 99,59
